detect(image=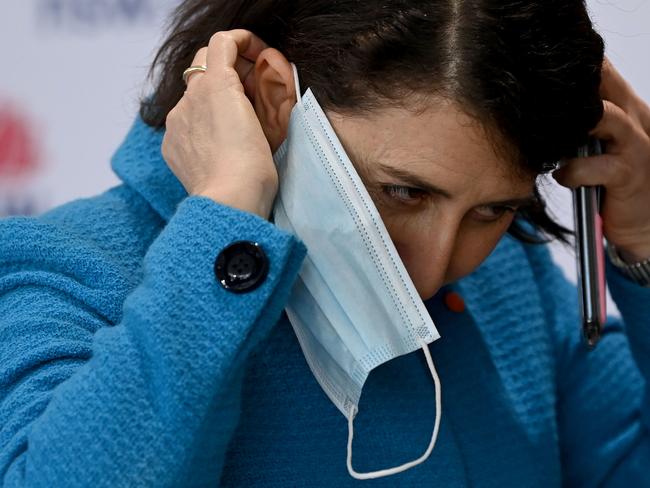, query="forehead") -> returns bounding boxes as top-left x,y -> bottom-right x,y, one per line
327,99 -> 535,197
